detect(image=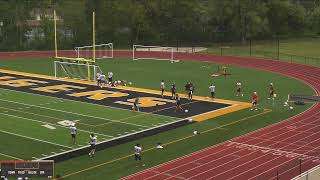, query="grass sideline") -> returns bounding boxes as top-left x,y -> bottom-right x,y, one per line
0,57 -> 314,179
